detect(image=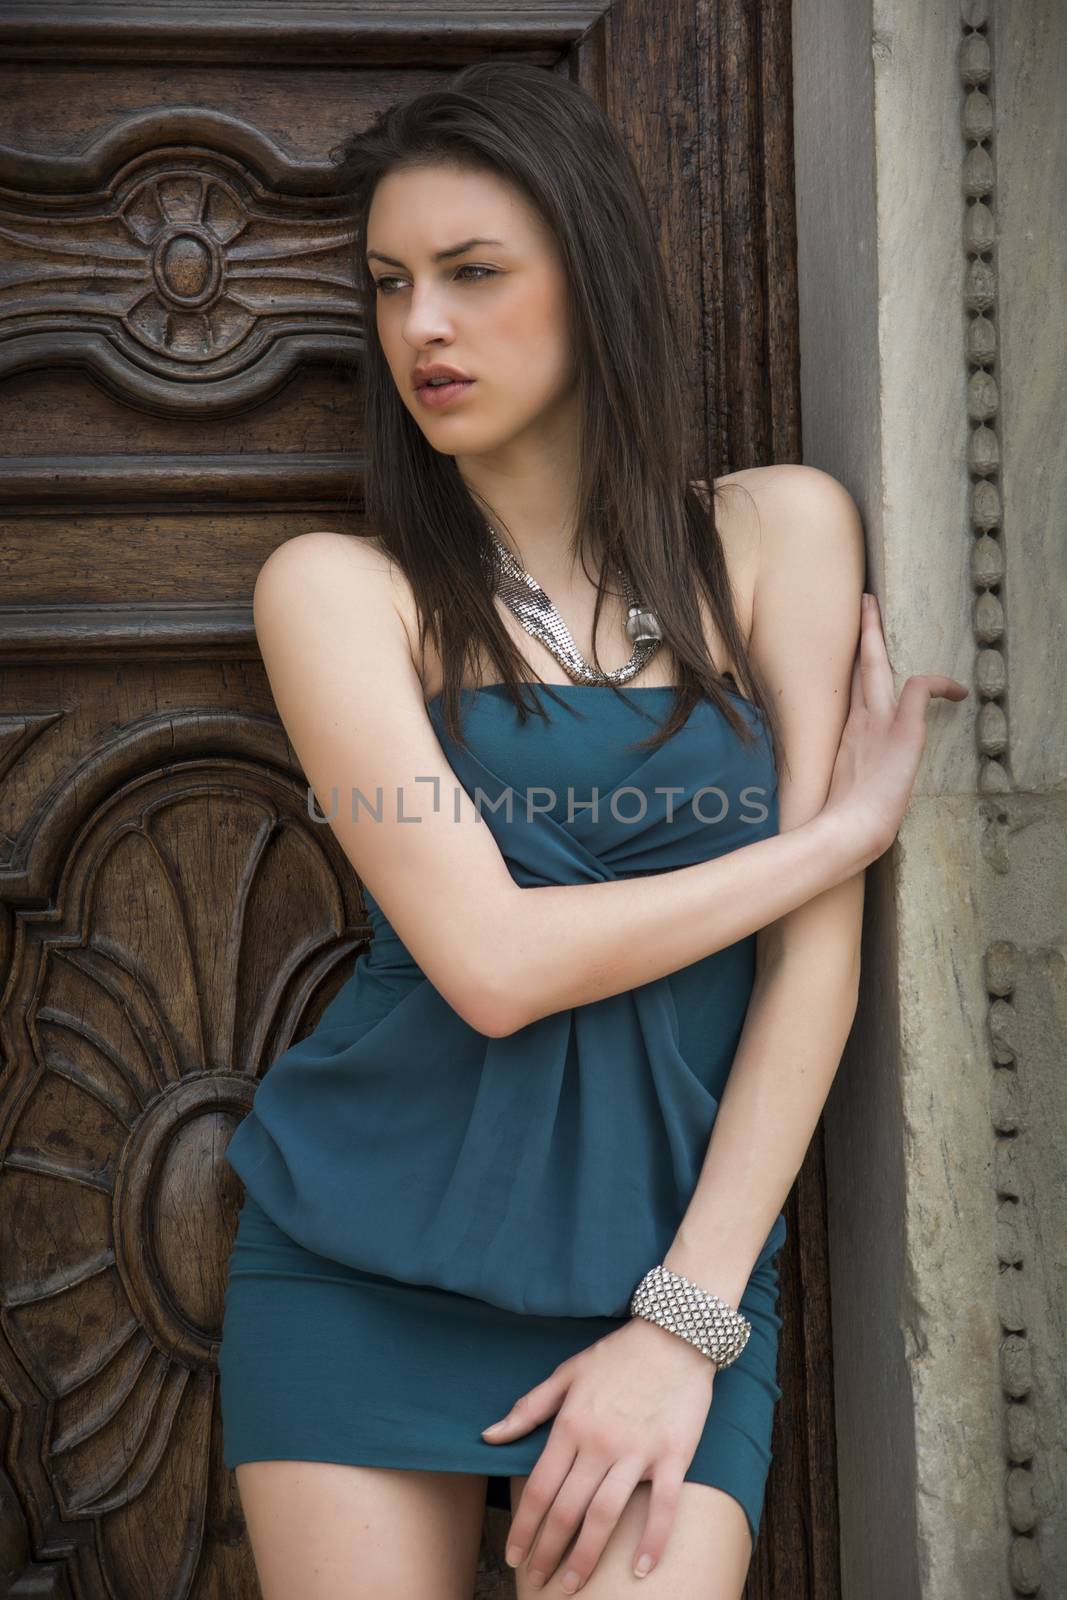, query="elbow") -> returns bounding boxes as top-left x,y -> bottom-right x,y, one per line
456,997 -> 521,1040
453,894 -> 534,1038
476,1004 -> 522,1039
463,976 -> 525,1039
453,950 -> 529,1039
444,947 -> 524,1036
